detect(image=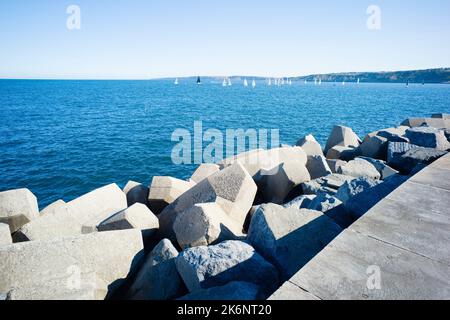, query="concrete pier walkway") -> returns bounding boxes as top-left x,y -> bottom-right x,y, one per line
270,153 -> 450,300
